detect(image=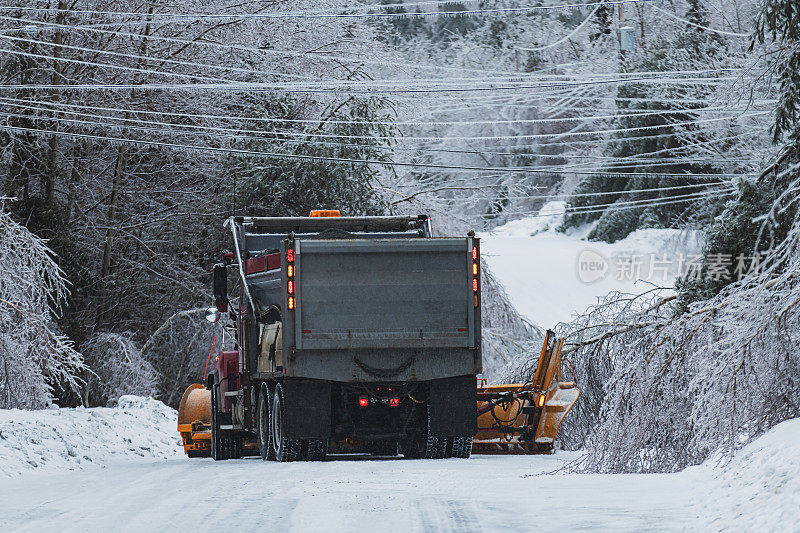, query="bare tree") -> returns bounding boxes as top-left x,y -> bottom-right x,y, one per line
81,332 -> 157,406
